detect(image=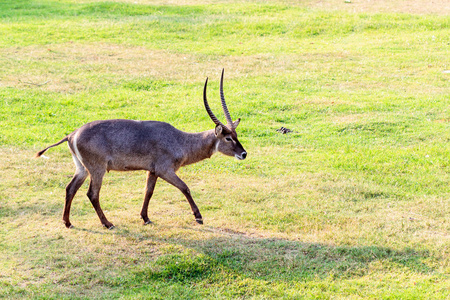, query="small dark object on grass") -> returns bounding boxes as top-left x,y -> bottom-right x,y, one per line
276,127 -> 293,134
